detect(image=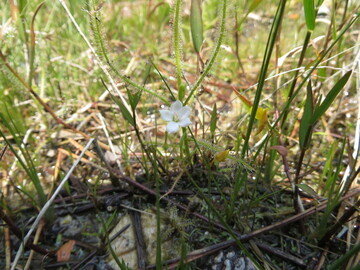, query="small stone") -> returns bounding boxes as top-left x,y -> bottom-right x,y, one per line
214,251 -> 224,263
234,257 -> 246,270
226,251 -> 235,259
224,259 -> 232,270
245,257 -> 257,270
46,149 -> 56,157
234,257 -> 257,270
